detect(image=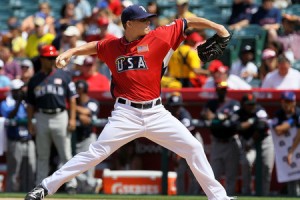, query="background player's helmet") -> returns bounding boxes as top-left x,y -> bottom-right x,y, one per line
40,45 -> 59,57
167,92 -> 183,107
75,80 -> 89,93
